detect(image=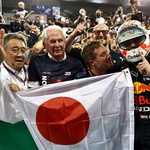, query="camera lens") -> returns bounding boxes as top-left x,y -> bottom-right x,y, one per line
118,11 -> 121,14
